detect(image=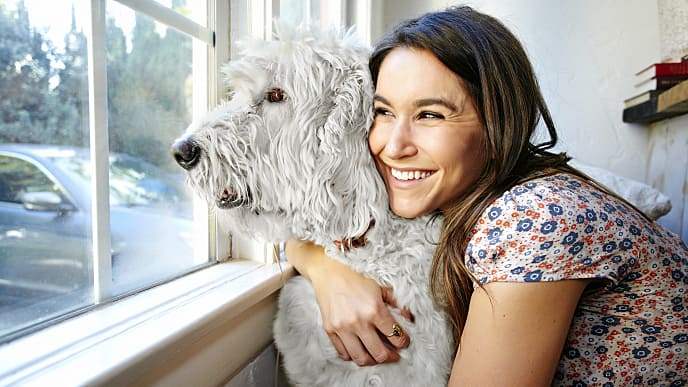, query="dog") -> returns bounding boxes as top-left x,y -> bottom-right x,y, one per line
172,25 -> 454,386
